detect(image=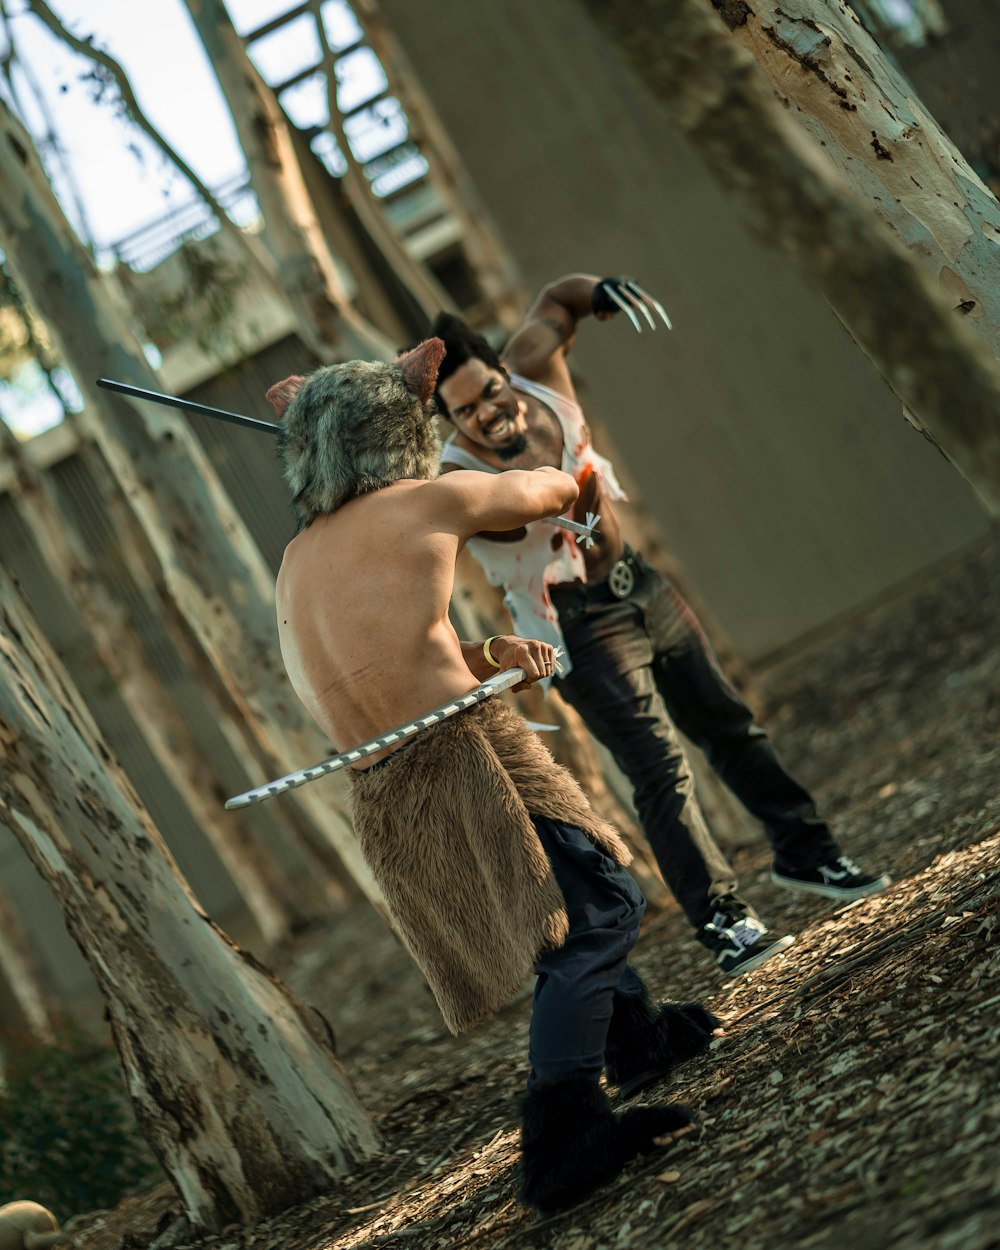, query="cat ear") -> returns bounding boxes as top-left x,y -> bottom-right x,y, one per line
397,338 -> 445,407
266,375 -> 305,417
